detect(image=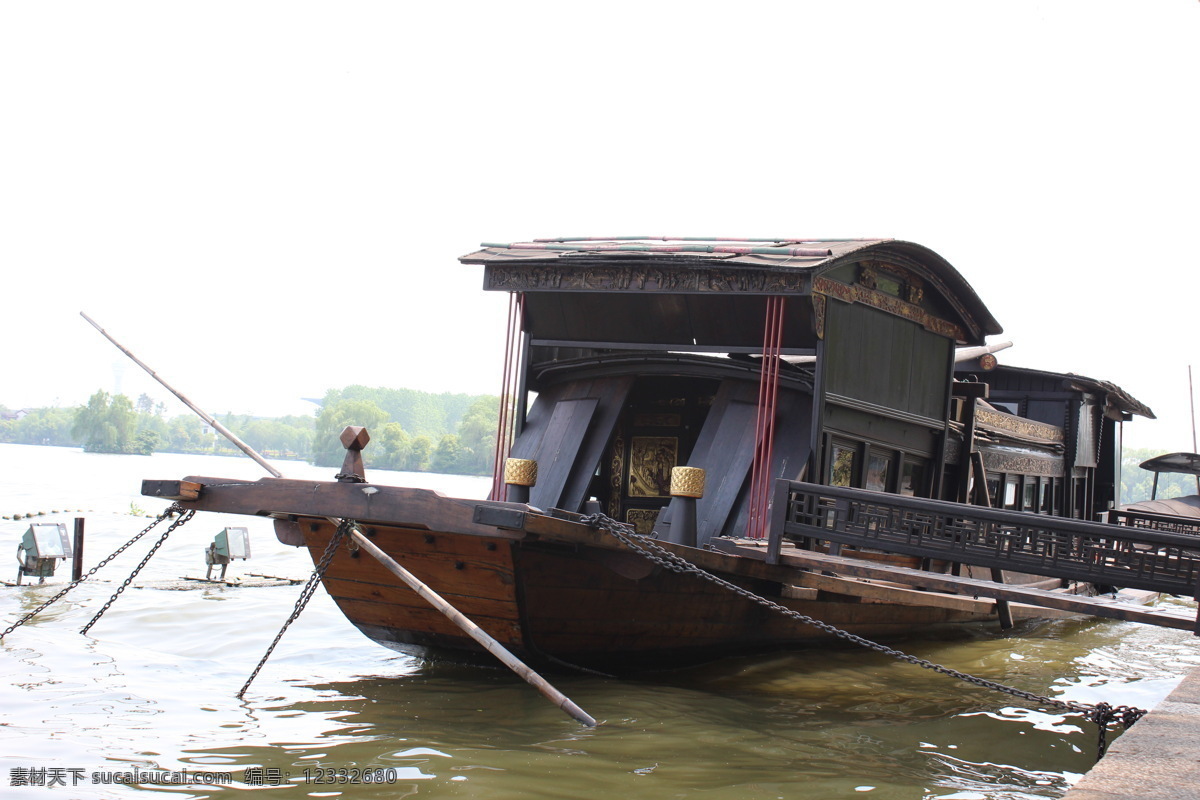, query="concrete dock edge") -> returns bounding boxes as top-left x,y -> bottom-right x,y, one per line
1062,666 -> 1200,800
